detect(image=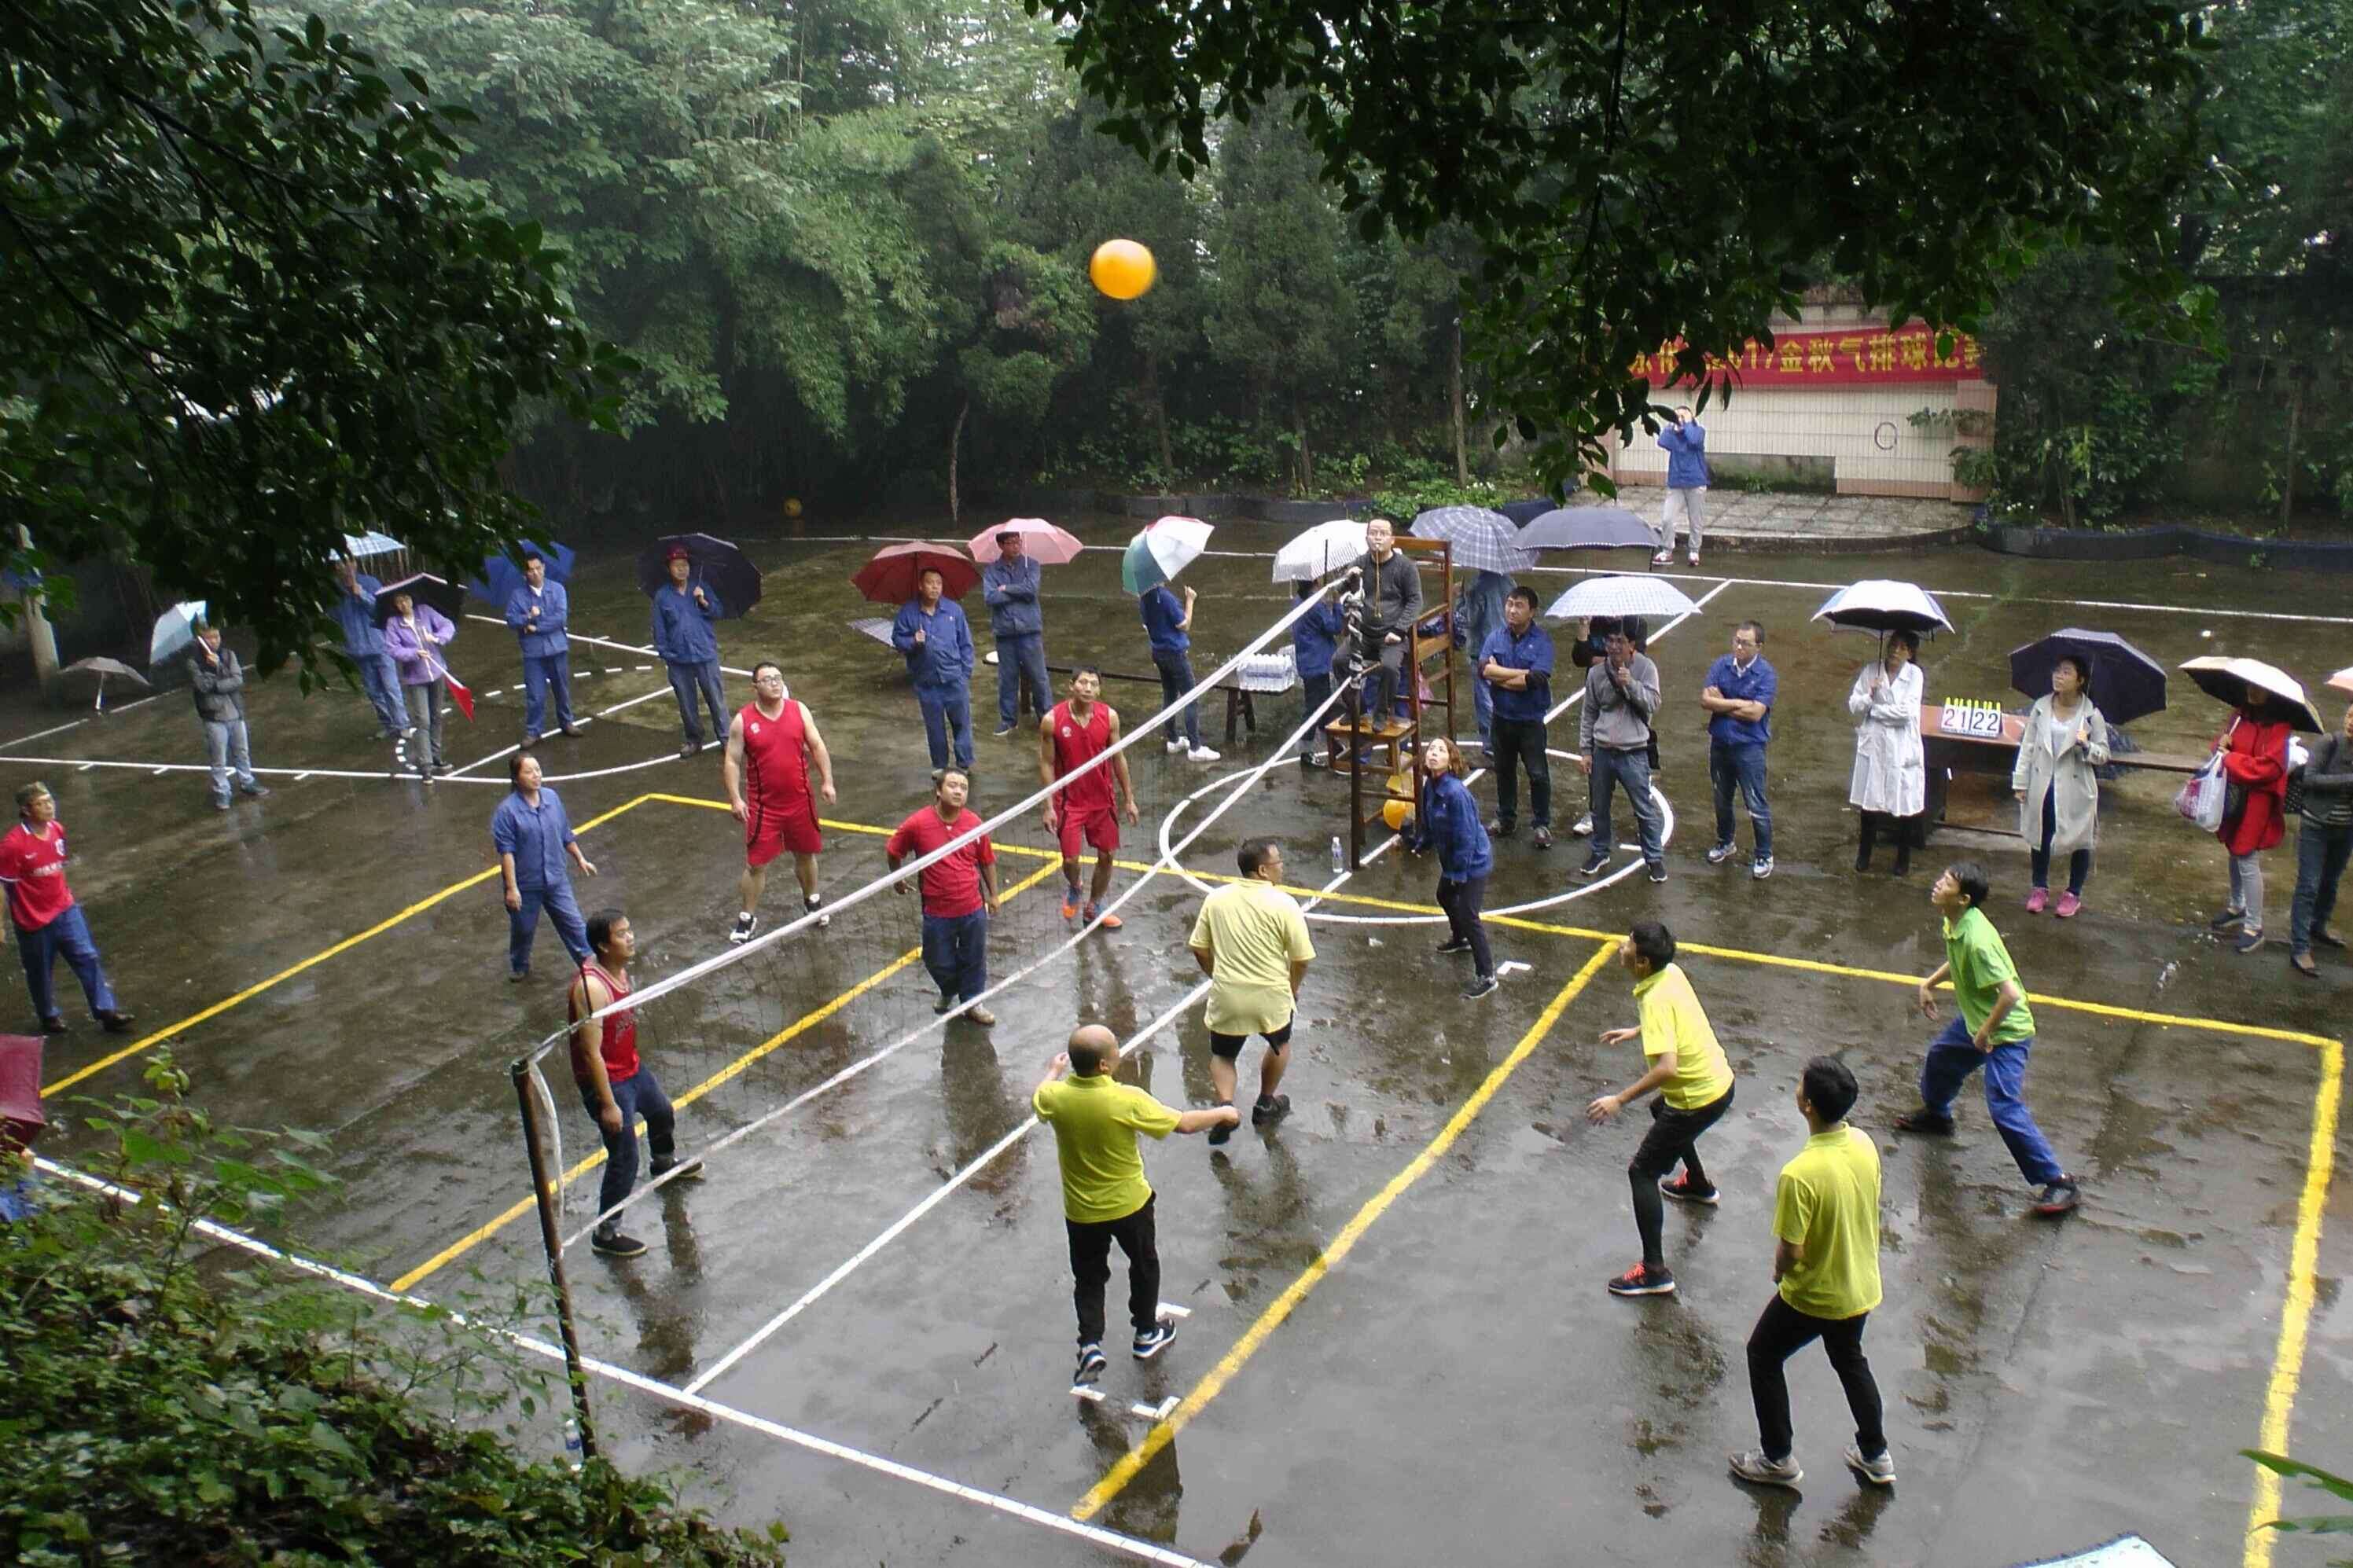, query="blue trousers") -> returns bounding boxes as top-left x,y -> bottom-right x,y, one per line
1152,651 -> 1202,747
580,1067 -> 676,1226
995,633 -> 1051,728
17,905 -> 117,1023
202,718 -> 259,802
2290,821 -> 2351,957
521,652 -> 575,735
666,659 -> 727,747
917,688 -> 975,770
1919,1015 -> 2064,1186
1709,739 -> 1773,857
1469,670 -> 1494,744
355,652 -> 406,733
509,879 -> 590,976
921,909 -> 990,1002
1591,744 -> 1666,868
